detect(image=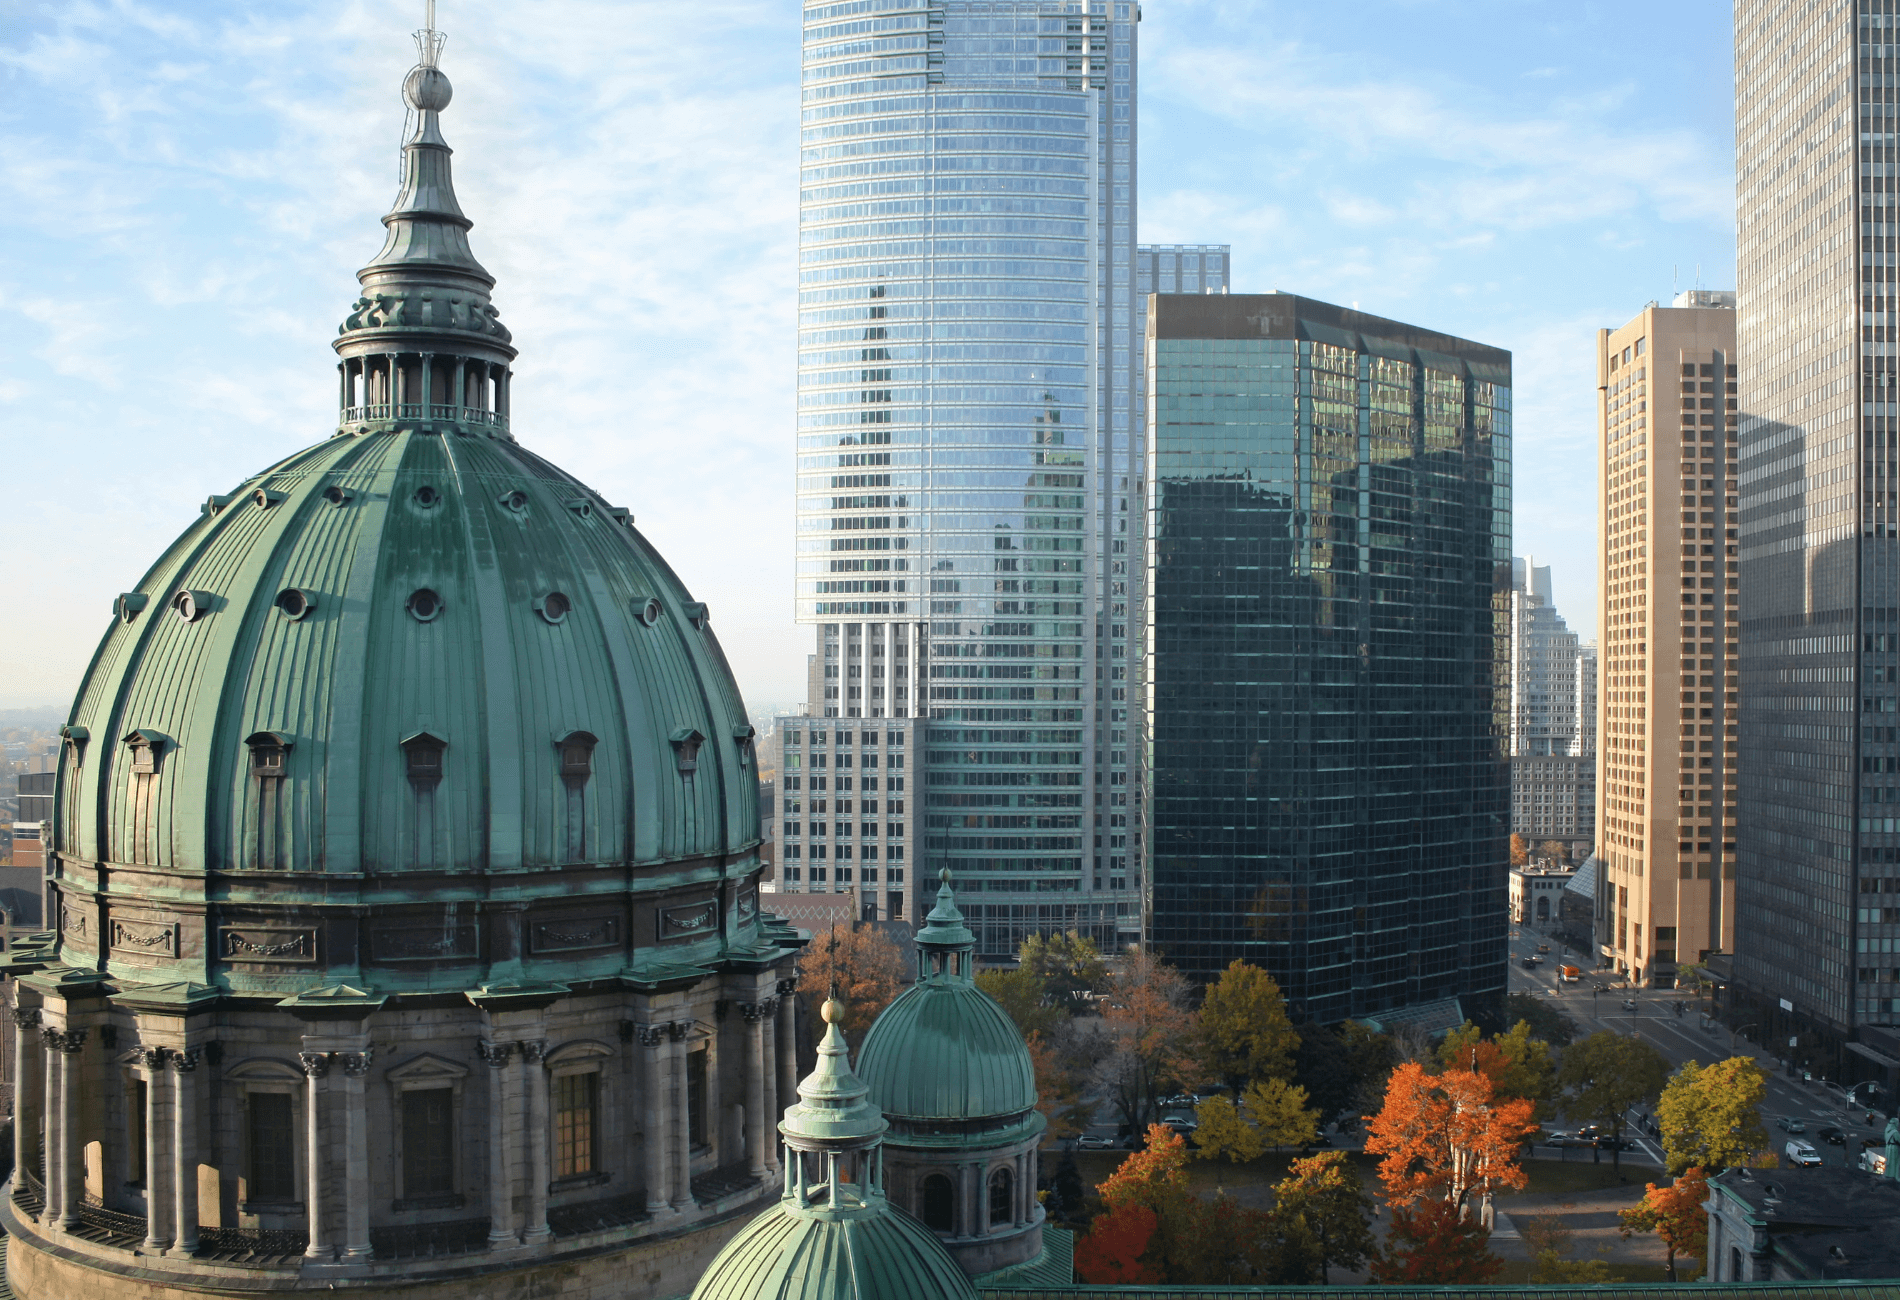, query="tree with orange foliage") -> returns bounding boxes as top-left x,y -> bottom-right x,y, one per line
1074,1202 -> 1162,1283
1368,1200 -> 1502,1285
1619,1167 -> 1710,1282
797,923 -> 906,1041
1364,1060 -> 1537,1225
